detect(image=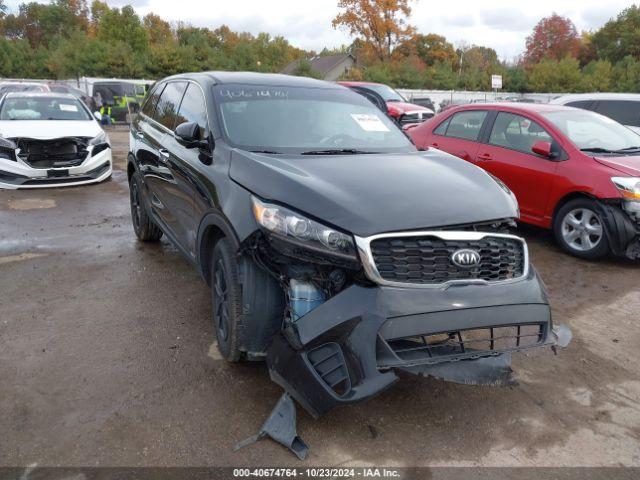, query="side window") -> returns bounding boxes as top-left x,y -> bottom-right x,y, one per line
174,83 -> 208,139
141,83 -> 164,118
153,81 -> 187,130
443,111 -> 487,141
566,100 -> 594,110
594,100 -> 640,127
433,116 -> 451,135
489,112 -> 553,154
